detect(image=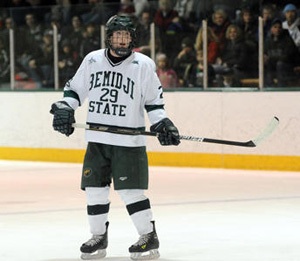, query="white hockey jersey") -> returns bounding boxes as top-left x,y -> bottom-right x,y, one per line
63,49 -> 167,147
